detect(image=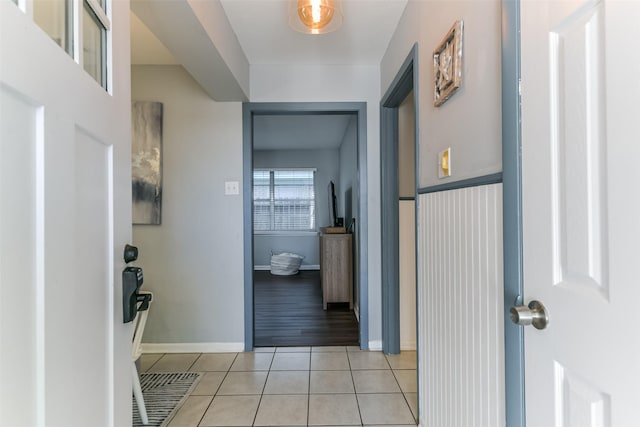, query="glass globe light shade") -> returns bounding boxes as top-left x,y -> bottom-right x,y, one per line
289,0 -> 342,35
